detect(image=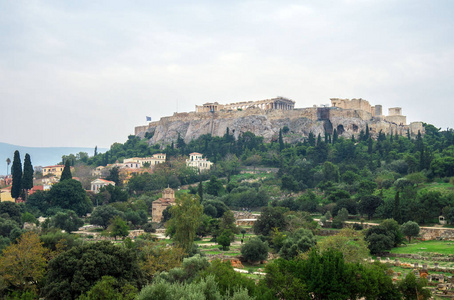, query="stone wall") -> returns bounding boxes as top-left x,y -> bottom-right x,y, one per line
135,105 -> 423,147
